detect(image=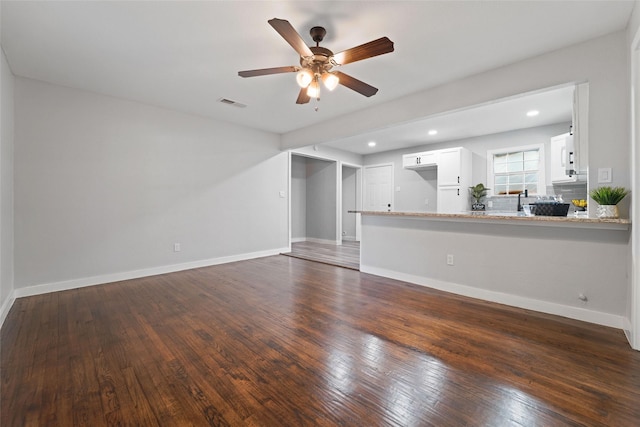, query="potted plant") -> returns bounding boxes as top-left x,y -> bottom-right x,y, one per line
469,183 -> 490,211
589,186 -> 629,218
